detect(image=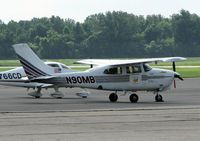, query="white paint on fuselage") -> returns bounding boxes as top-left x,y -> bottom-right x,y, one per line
57,64 -> 175,92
